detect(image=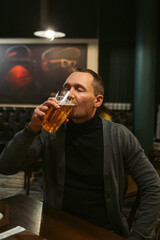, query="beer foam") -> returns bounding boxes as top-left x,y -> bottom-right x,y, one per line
0,212 -> 4,220
59,102 -> 75,106
59,98 -> 75,106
